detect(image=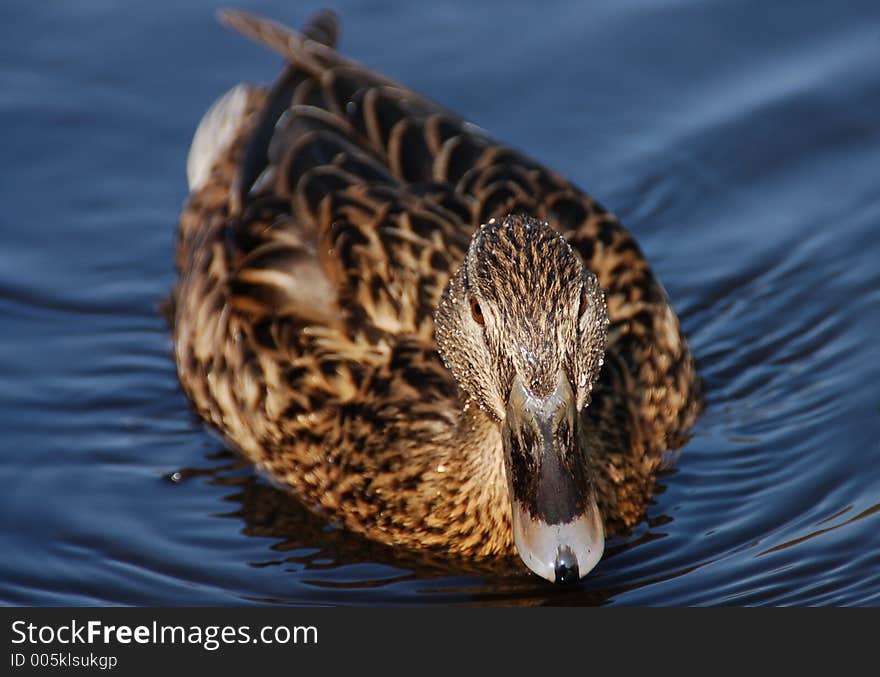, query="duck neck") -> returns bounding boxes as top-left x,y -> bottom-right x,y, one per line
440,397 -> 512,556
